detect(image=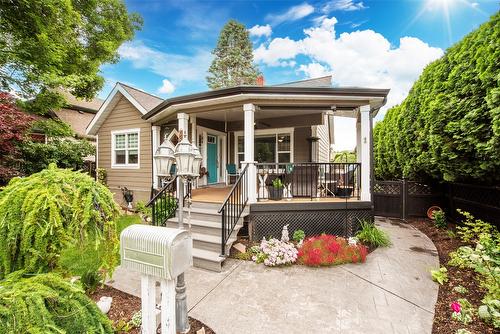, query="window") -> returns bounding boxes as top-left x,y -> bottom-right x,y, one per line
112,129 -> 140,168
236,130 -> 293,165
